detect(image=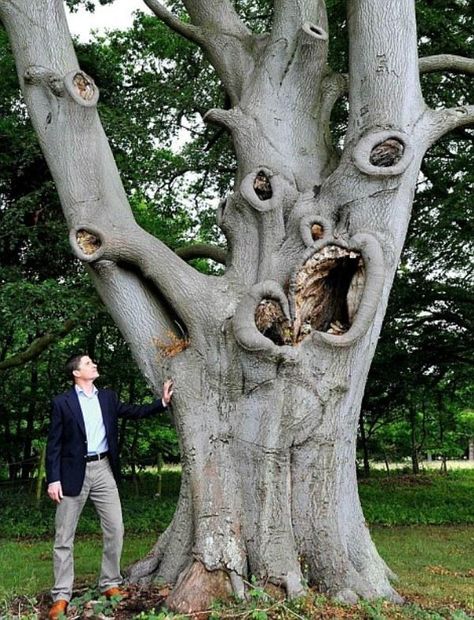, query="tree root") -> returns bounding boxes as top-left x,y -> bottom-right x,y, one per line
166,561 -> 233,618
